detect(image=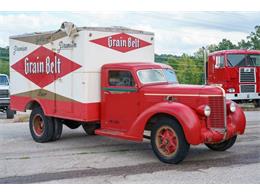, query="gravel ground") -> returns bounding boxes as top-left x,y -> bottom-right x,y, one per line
0,111 -> 259,184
